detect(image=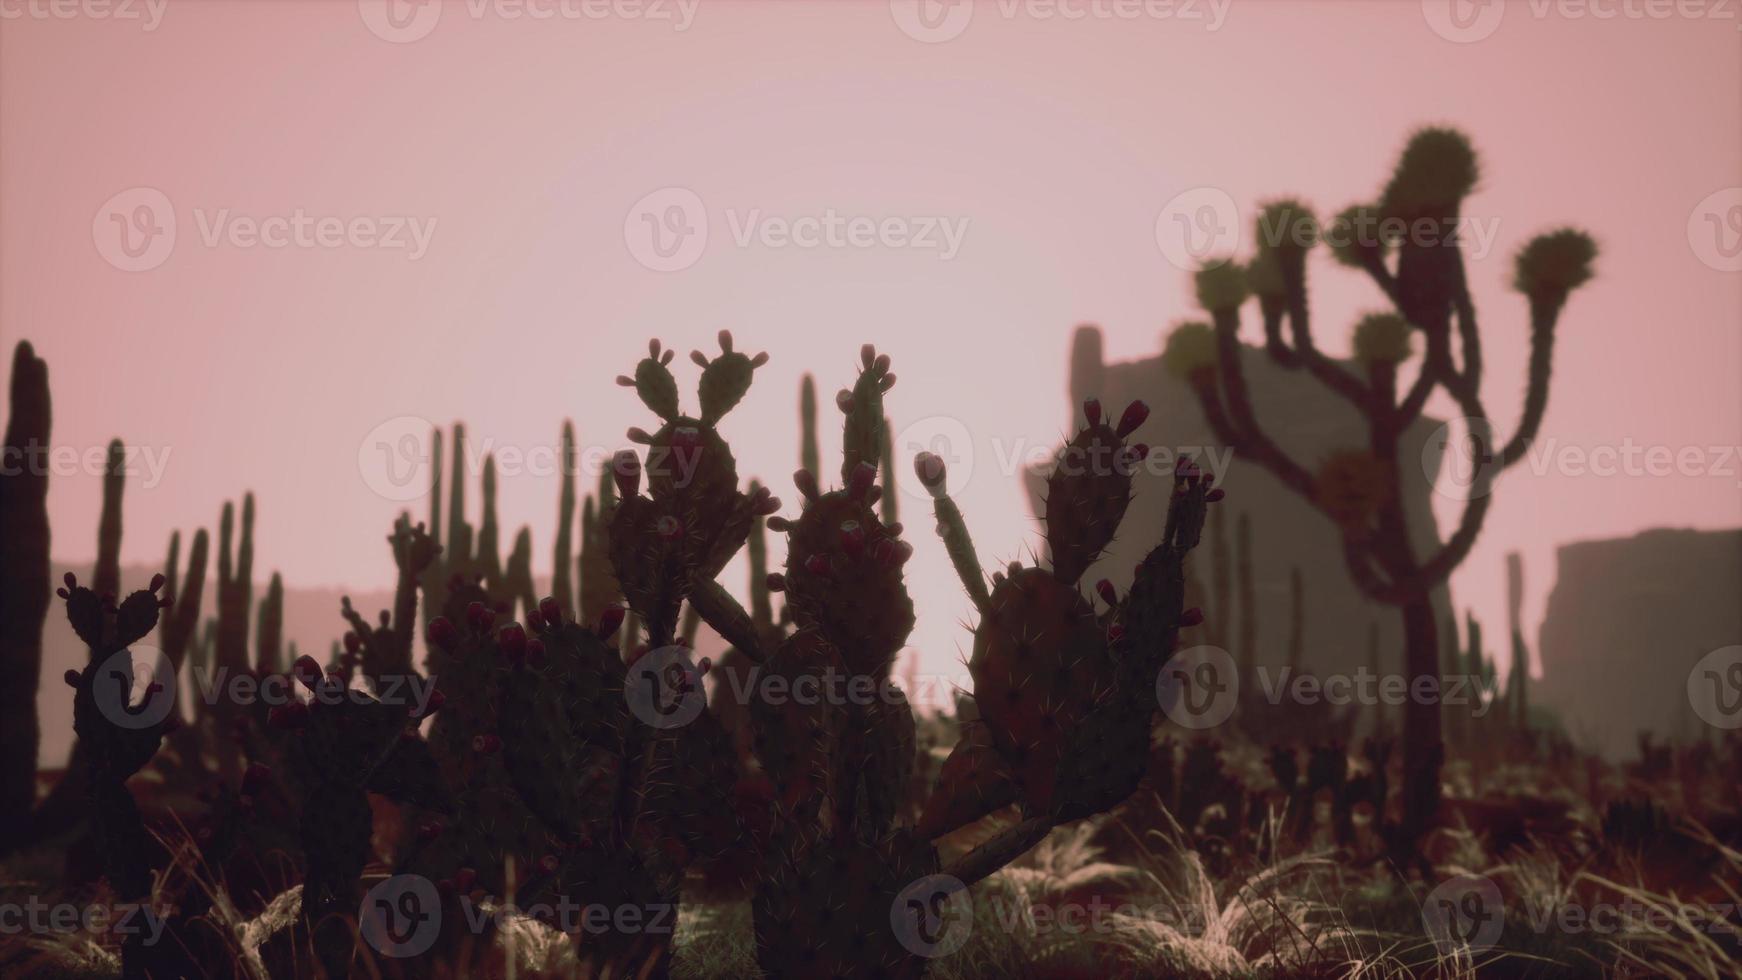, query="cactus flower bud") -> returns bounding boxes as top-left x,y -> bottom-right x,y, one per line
847,462 -> 878,500
597,604 -> 626,640
1095,579 -> 1117,606
466,601 -> 495,632
149,573 -> 166,593
1084,398 -> 1103,427
914,452 -> 947,496
418,821 -> 444,841
454,867 -> 477,893
1116,400 -> 1150,437
526,638 -> 547,667
793,468 -> 819,501
538,595 -> 563,626
805,553 -> 833,578
62,669 -> 79,687
526,608 -> 545,631
427,616 -> 456,646
539,854 -> 560,874
839,520 -> 865,555
1180,607 -> 1205,627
